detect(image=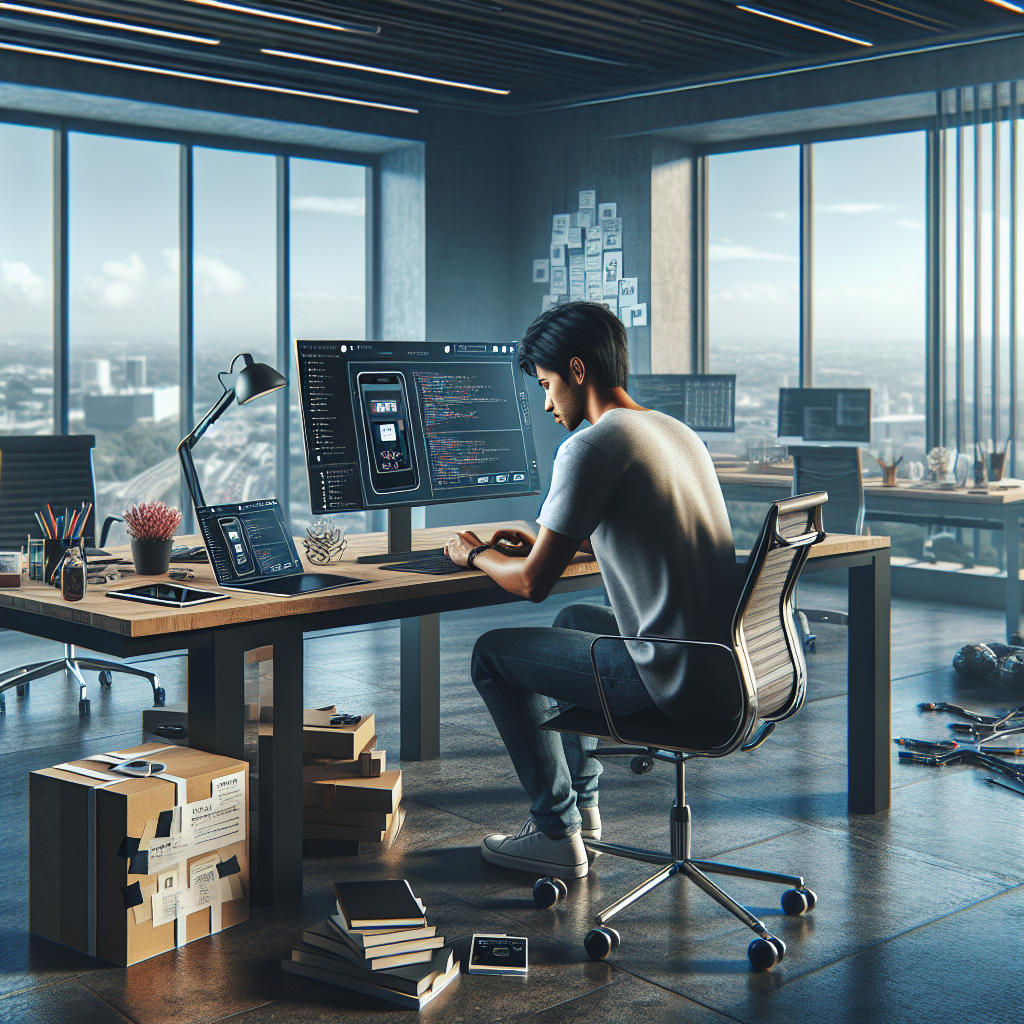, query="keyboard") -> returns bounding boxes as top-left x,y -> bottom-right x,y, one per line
380,555 -> 469,575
